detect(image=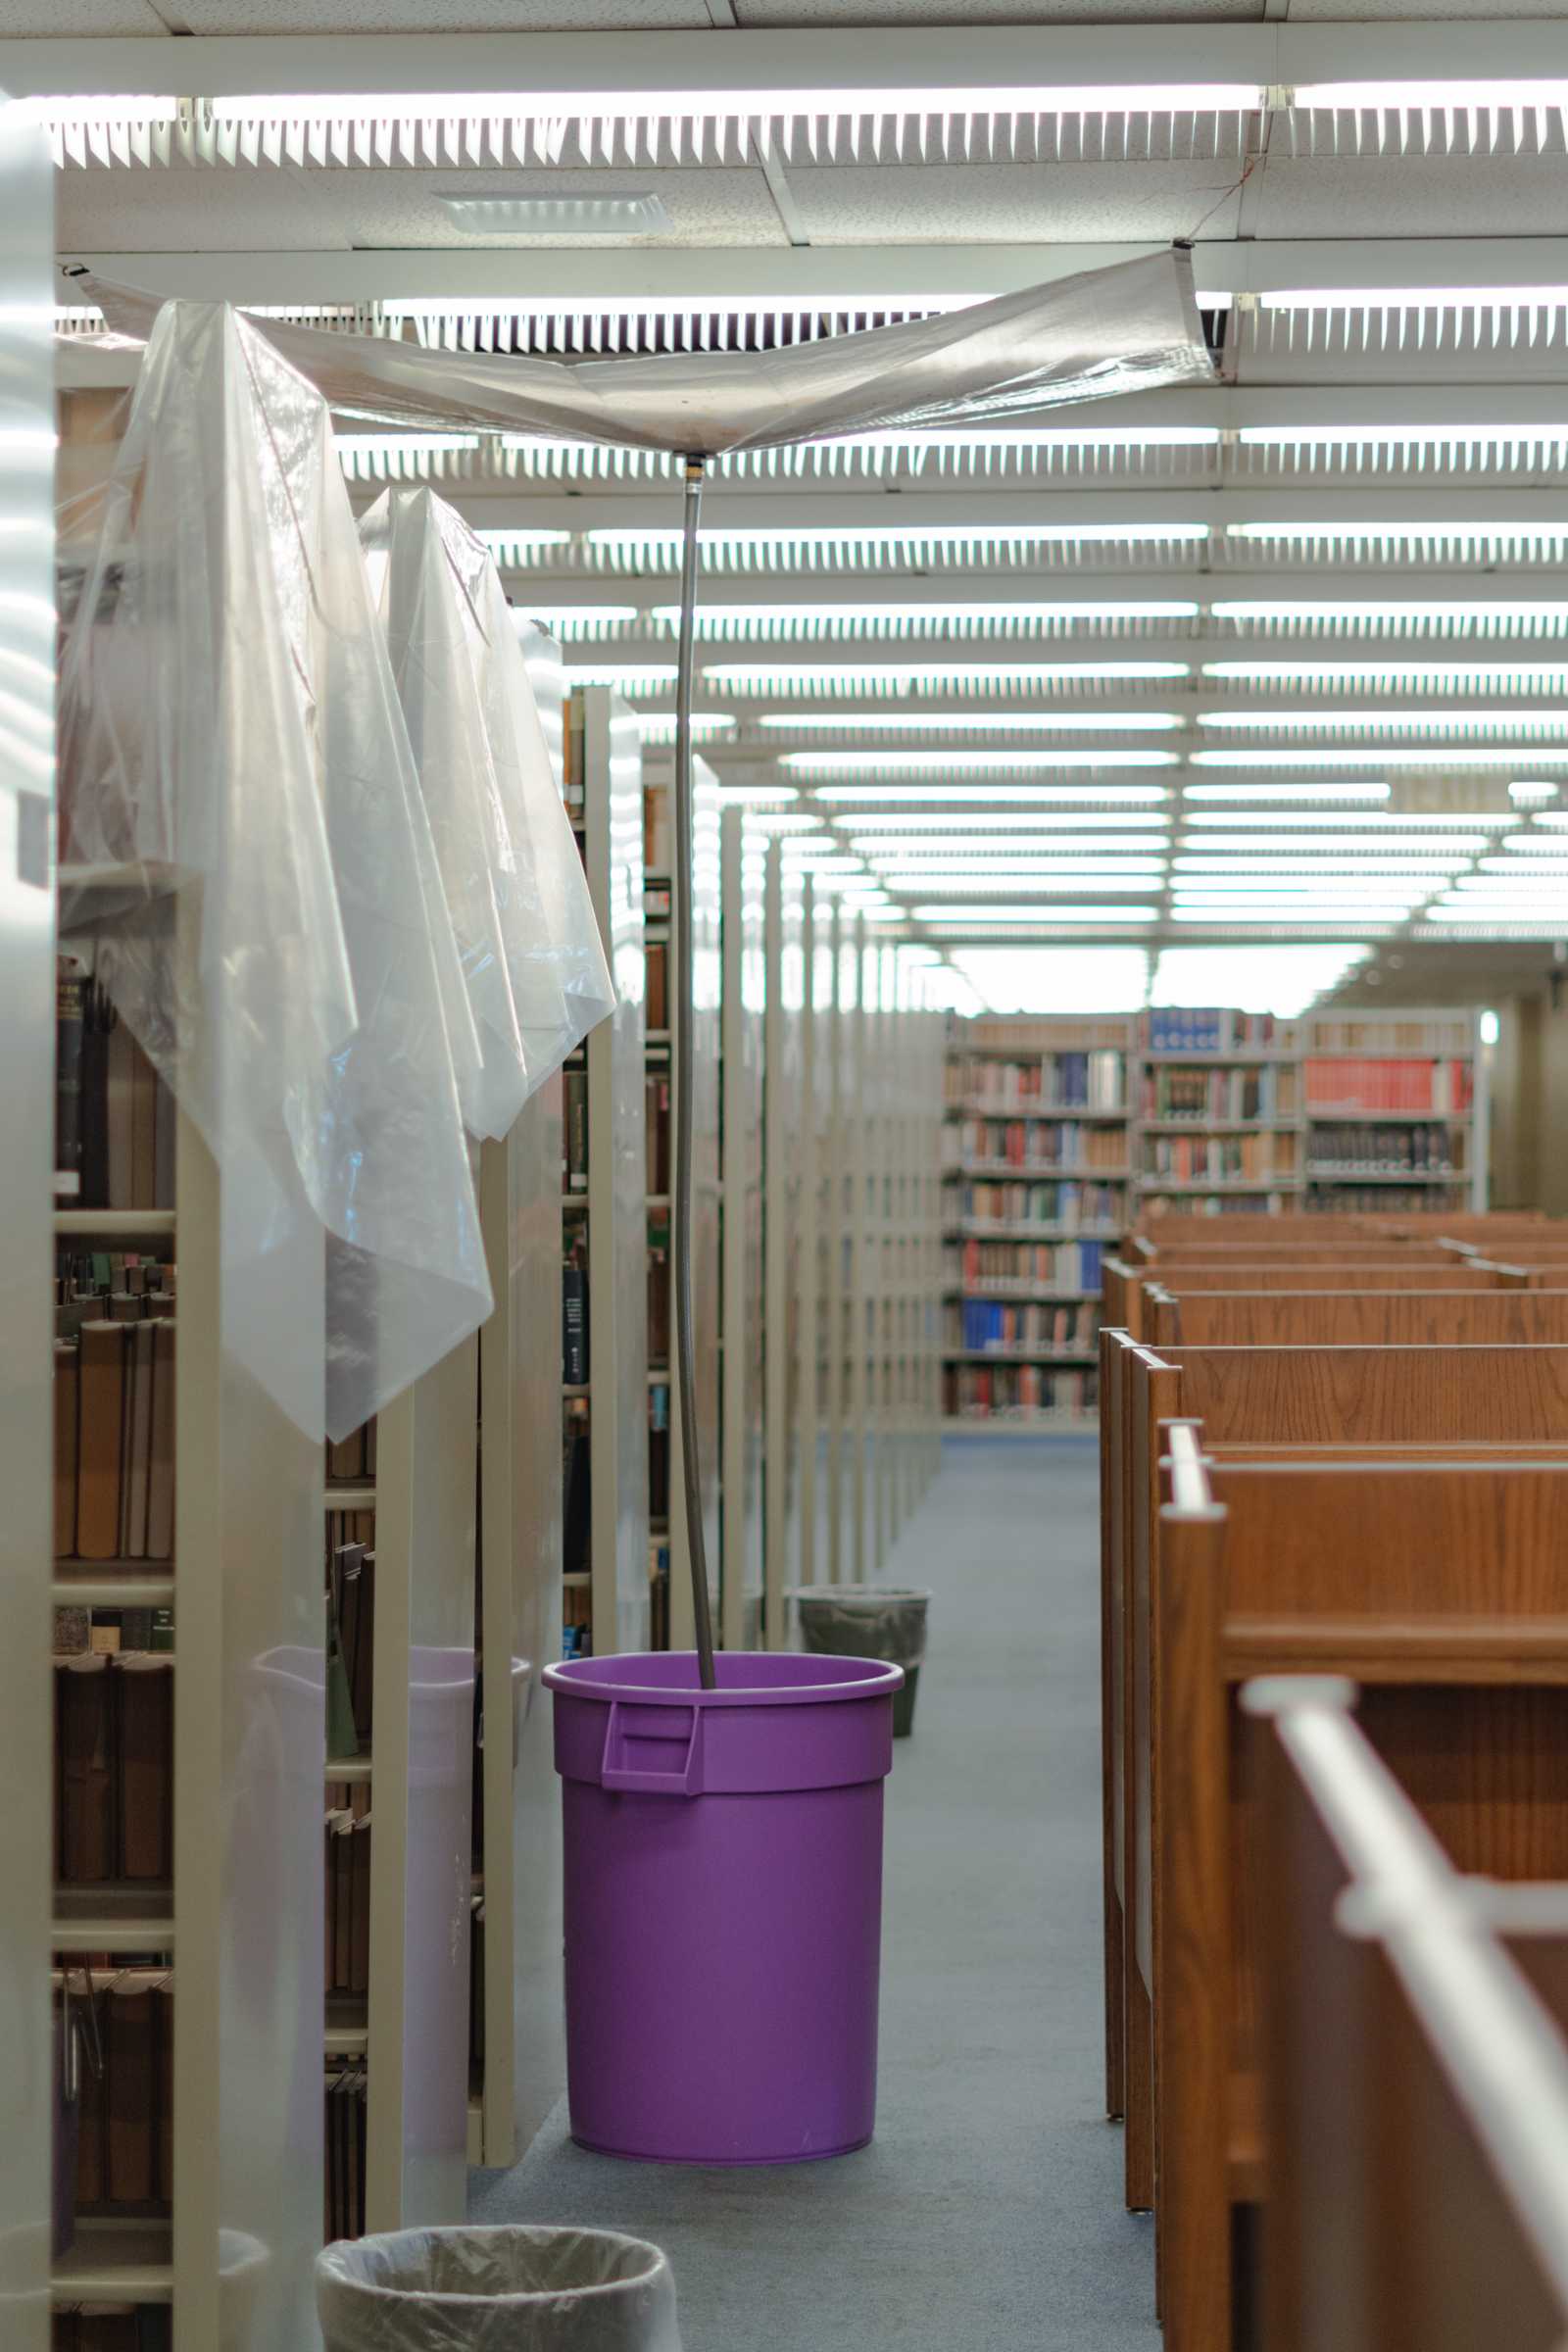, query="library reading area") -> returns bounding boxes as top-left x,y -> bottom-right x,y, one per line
8,10 -> 1568,2352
